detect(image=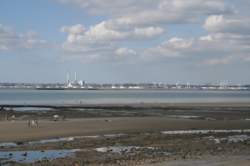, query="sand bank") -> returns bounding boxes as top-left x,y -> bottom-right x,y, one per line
1,117 -> 250,142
